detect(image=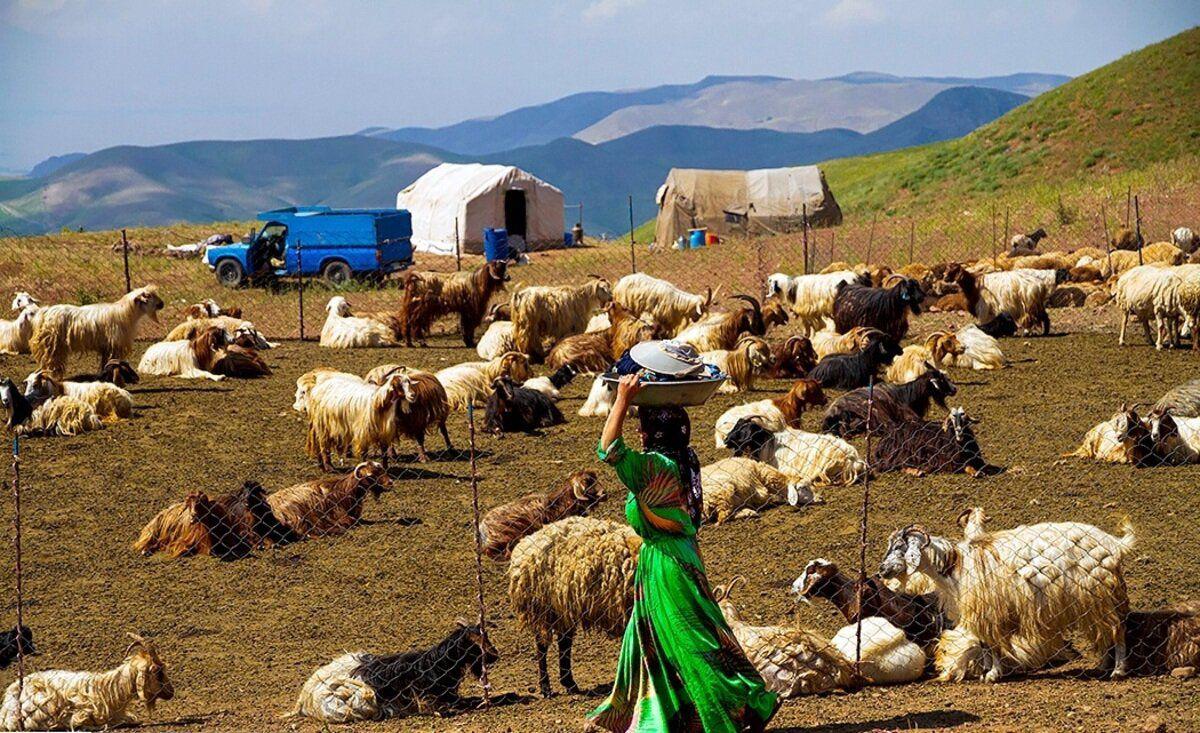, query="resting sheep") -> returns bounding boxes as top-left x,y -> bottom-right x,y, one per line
808,334 -> 902,391
884,331 -> 963,384
723,419 -> 866,488
870,407 -> 999,477
137,326 -> 228,381
769,335 -> 818,378
1068,405 -> 1155,465
24,370 -> 132,421
133,481 -> 293,560
31,286 -> 163,377
0,306 -> 38,355
320,296 -> 394,349
942,324 -> 1006,370
829,617 -> 925,684
546,302 -> 657,374
1,379 -> 103,437
700,457 -> 819,524
714,379 -> 827,448
483,376 -> 564,435
268,461 -> 392,538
